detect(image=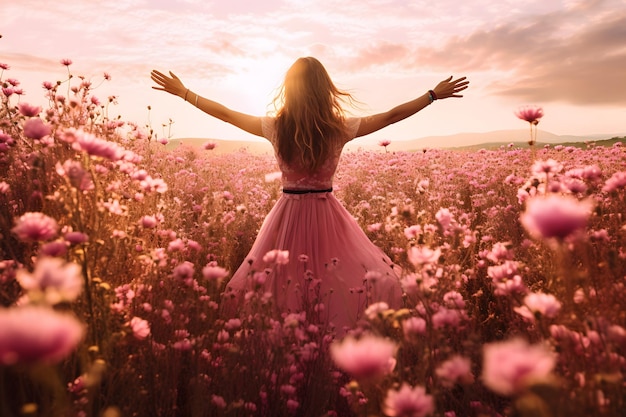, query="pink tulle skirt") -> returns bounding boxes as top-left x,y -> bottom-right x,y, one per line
225,191 -> 403,331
